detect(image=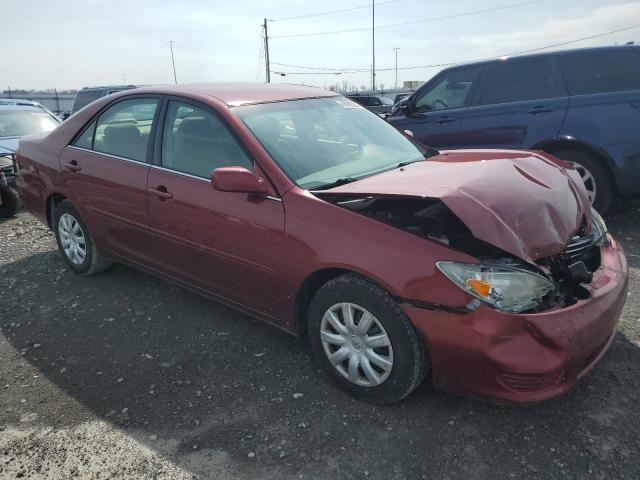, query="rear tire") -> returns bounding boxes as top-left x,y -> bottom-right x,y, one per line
550,149 -> 614,214
0,187 -> 17,218
307,274 -> 427,404
53,200 -> 112,276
